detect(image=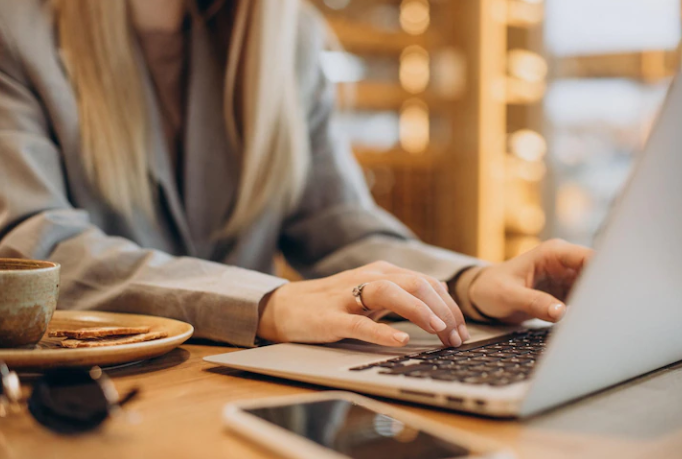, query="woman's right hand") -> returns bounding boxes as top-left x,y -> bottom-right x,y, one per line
256,261 -> 470,348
